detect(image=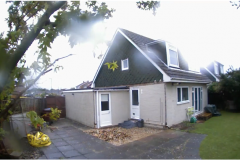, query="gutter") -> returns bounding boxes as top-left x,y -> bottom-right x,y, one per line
96,90 -> 100,128
167,77 -> 211,84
